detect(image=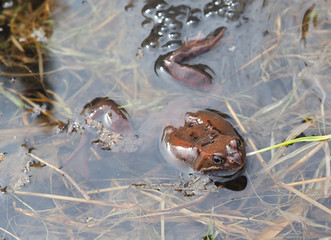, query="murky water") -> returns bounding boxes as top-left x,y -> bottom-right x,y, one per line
0,0 -> 330,239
